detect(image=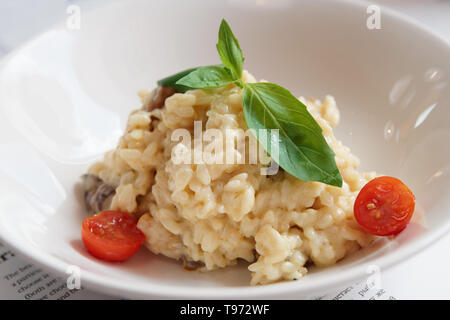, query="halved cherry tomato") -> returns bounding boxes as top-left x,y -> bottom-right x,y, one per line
354,176 -> 415,236
81,211 -> 145,262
